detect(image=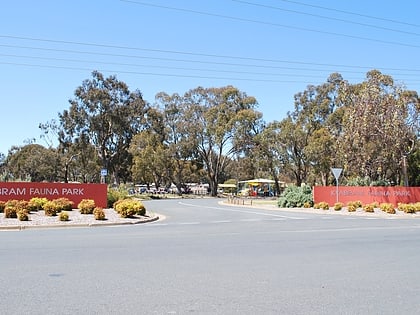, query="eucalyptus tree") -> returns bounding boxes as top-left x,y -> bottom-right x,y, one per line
5,144 -> 60,182
338,70 -> 420,185
155,92 -> 202,193
183,86 -> 263,196
250,121 -> 286,193
129,129 -> 168,189
279,73 -> 348,186
54,71 -> 149,184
